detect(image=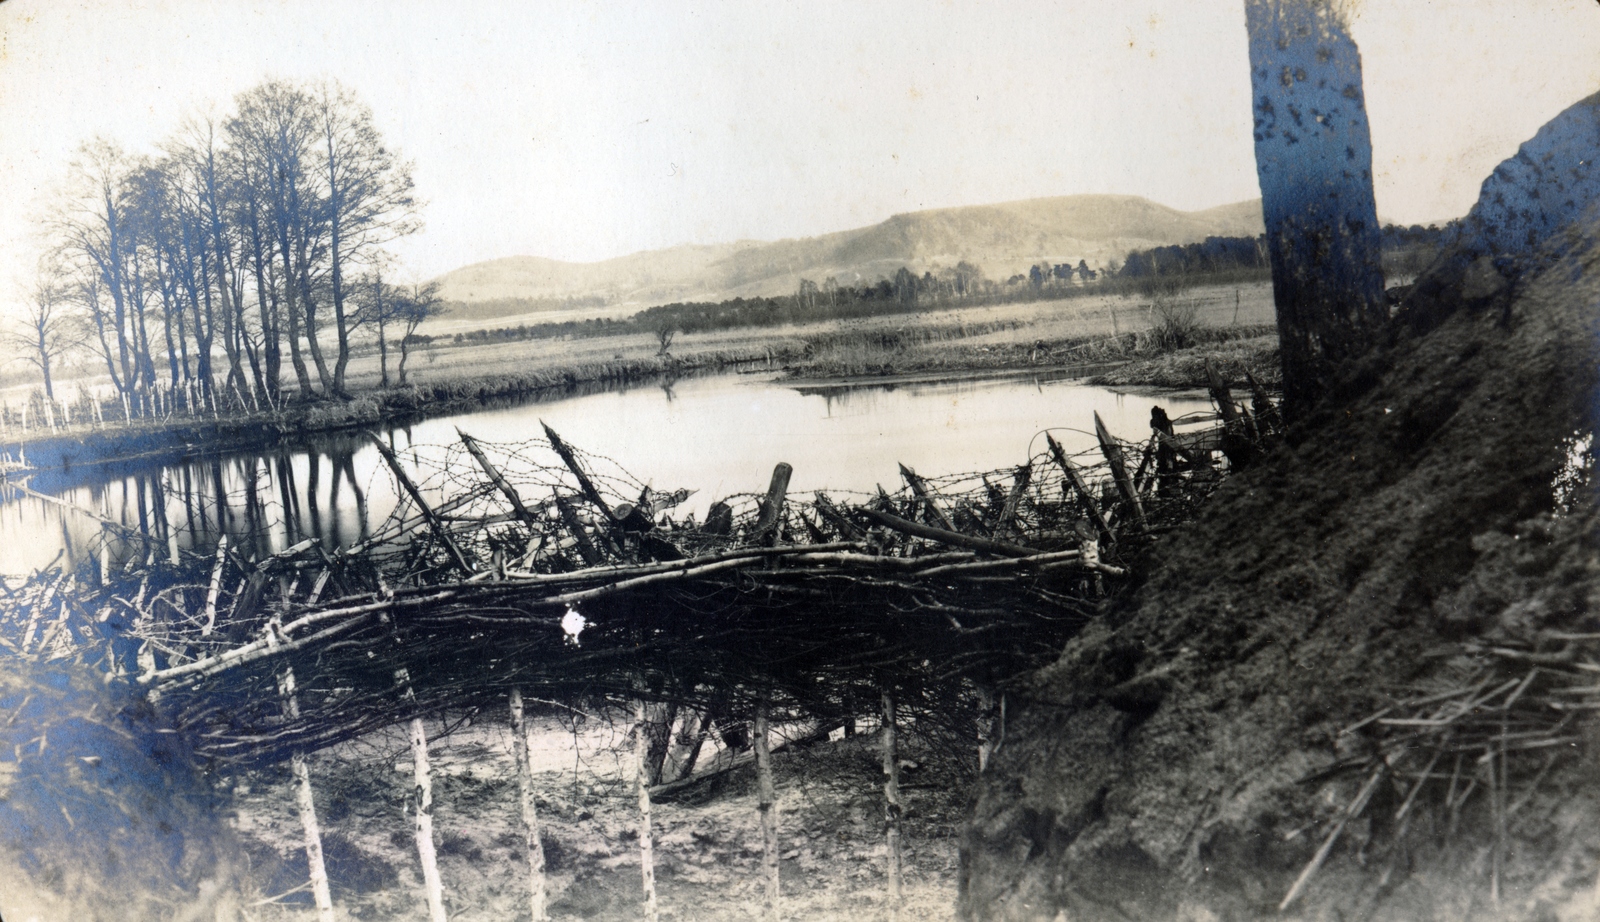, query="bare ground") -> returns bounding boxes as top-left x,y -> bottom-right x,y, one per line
233,714 -> 969,922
